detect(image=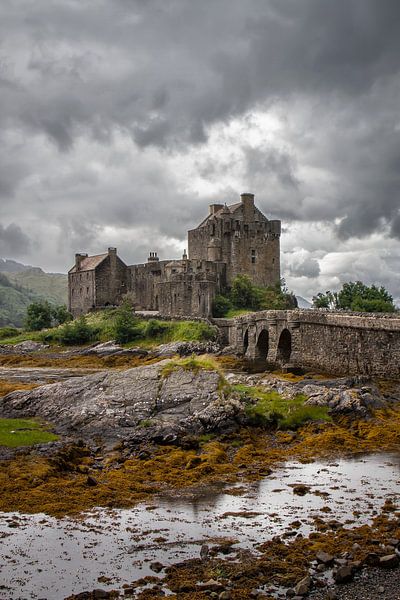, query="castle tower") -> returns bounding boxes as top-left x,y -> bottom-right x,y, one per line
187,192 -> 281,288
